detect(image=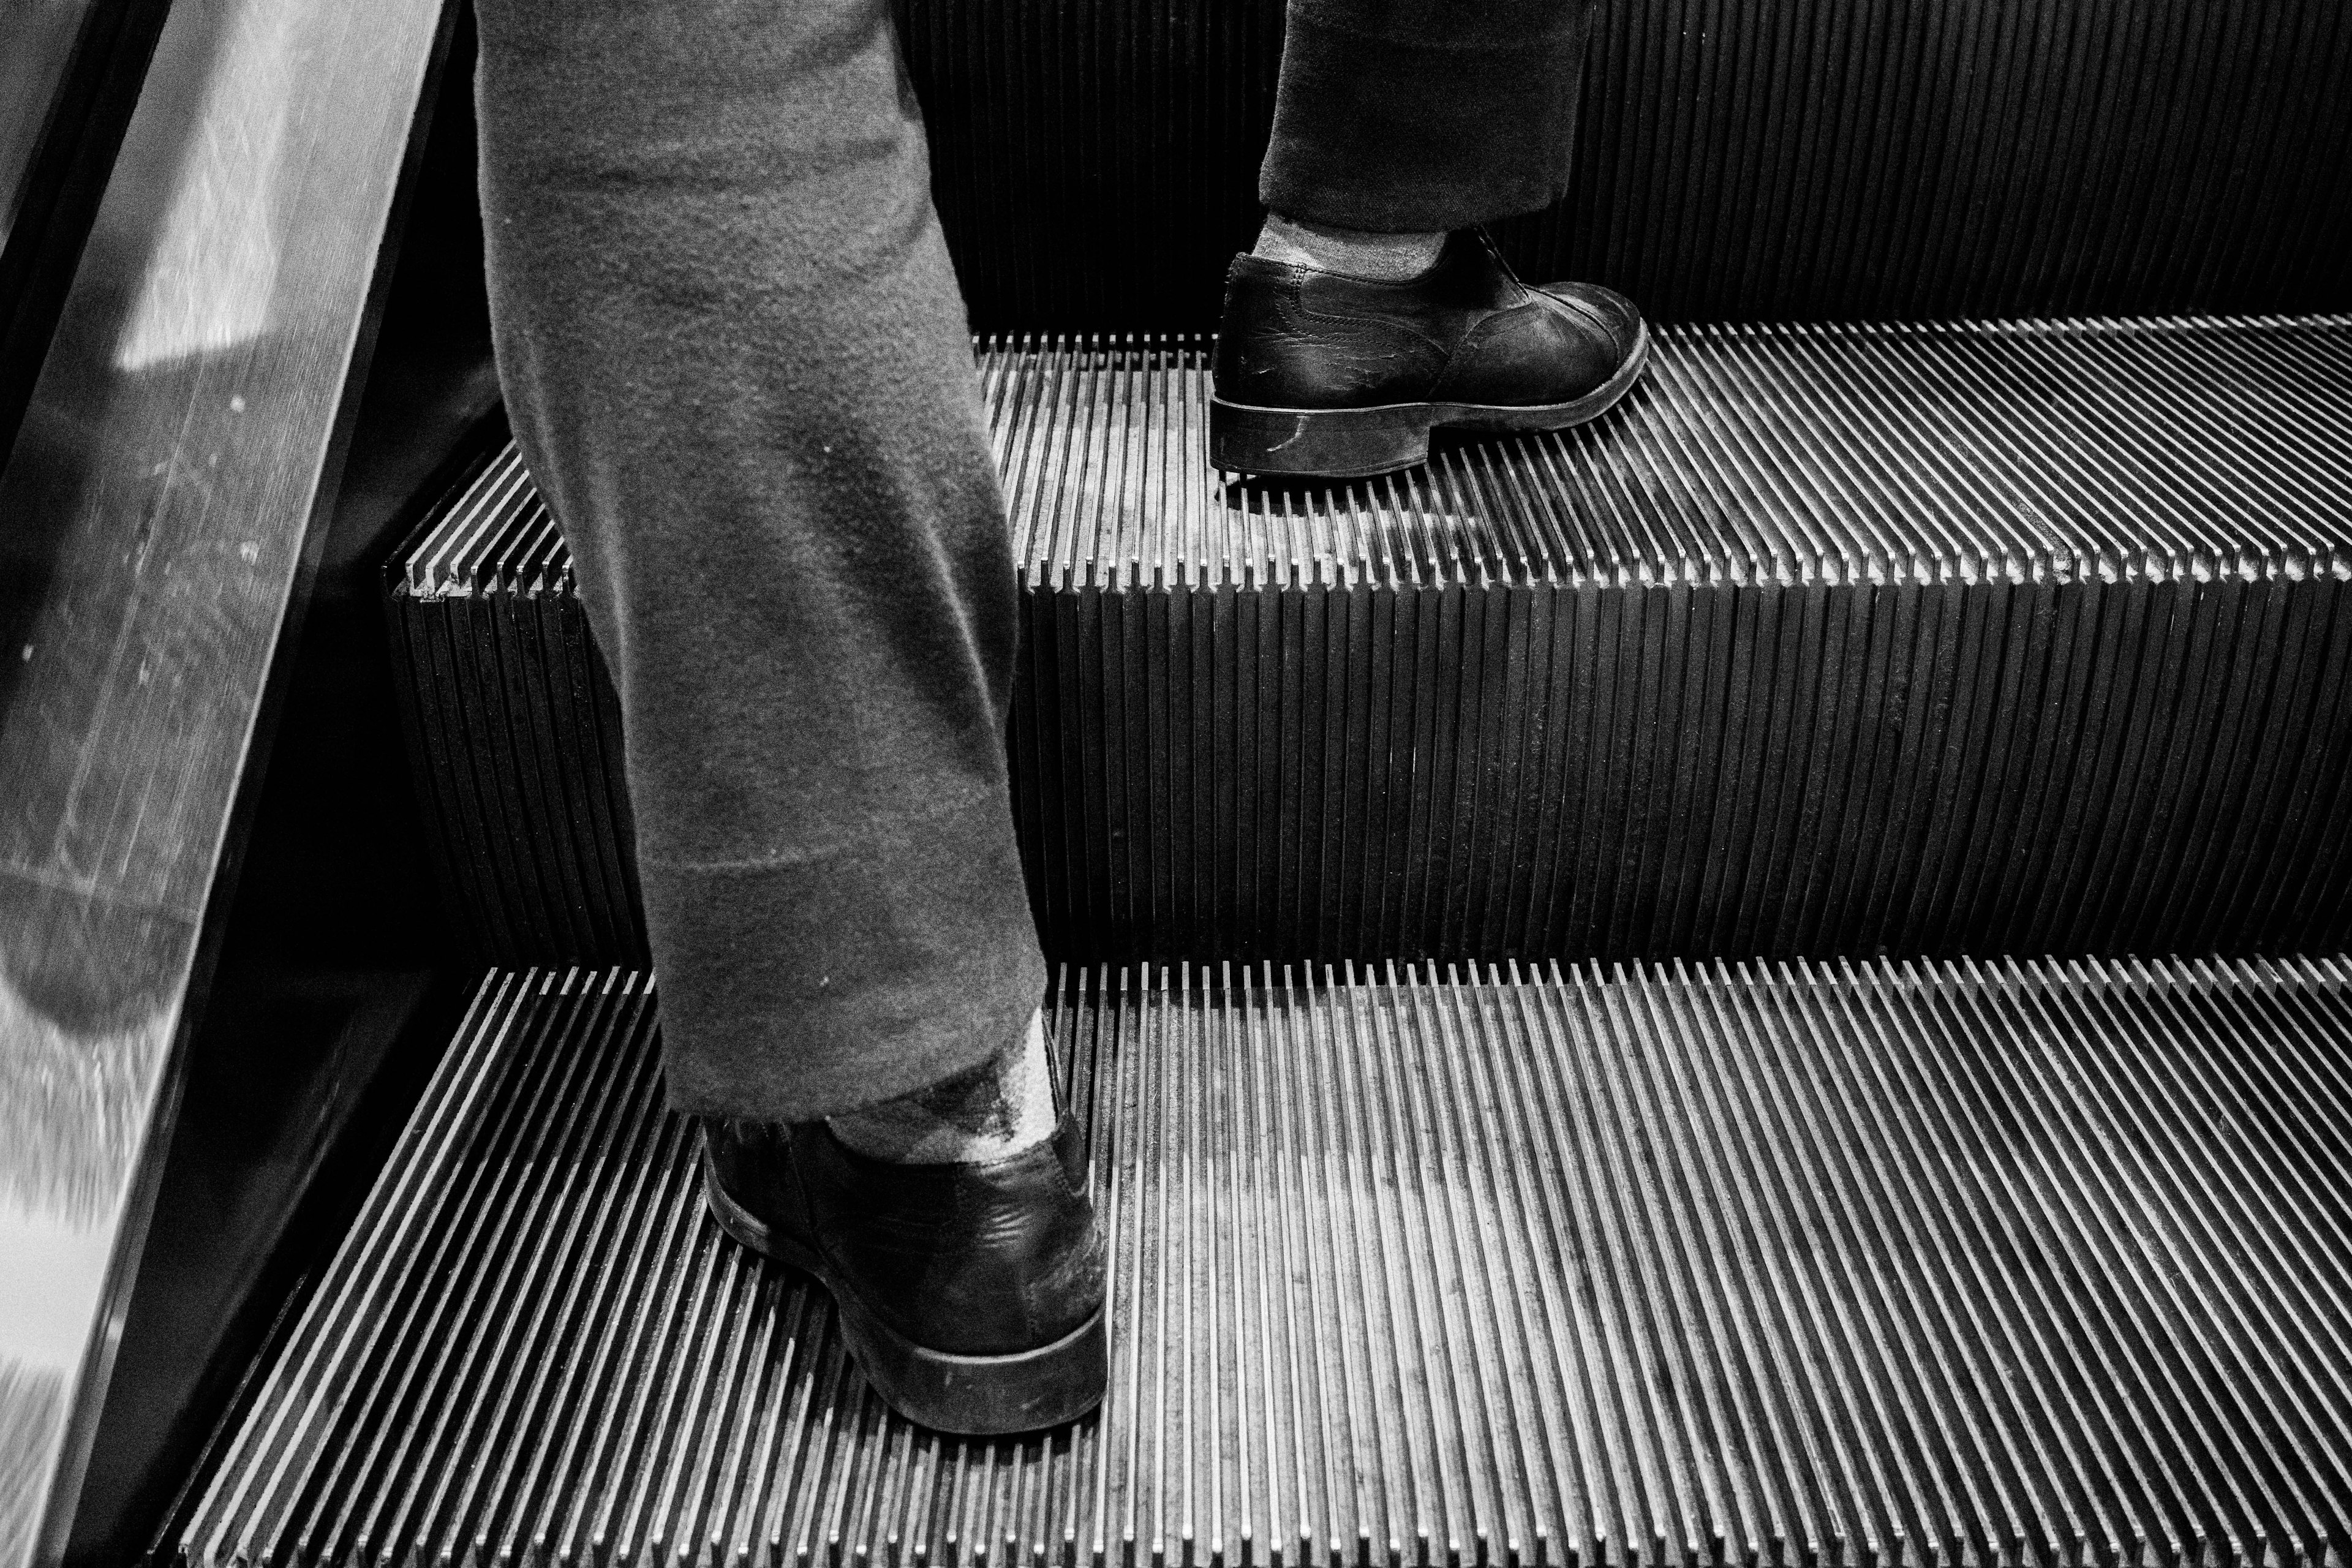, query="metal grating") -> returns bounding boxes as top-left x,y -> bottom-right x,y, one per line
186,957 -> 2352,1568
985,321 -> 2352,587
407,323 -> 2352,641
389,321 -> 2352,965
